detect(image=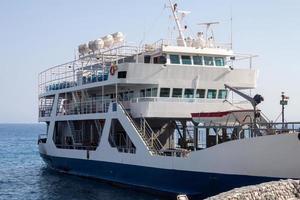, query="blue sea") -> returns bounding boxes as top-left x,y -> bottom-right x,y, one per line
0,124 -> 166,200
